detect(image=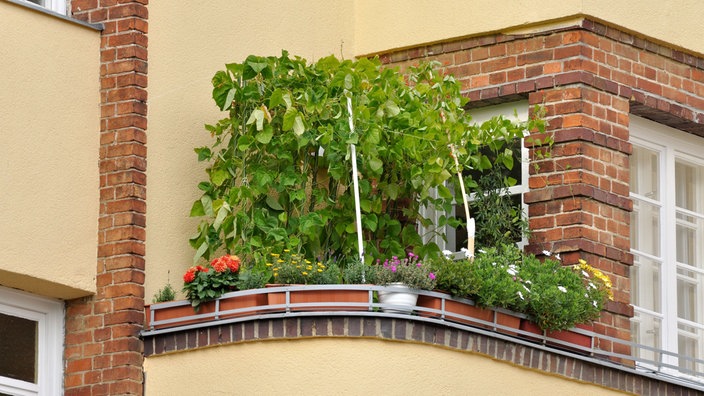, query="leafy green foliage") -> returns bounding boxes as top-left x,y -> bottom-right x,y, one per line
152,283 -> 176,303
191,51 -> 545,272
